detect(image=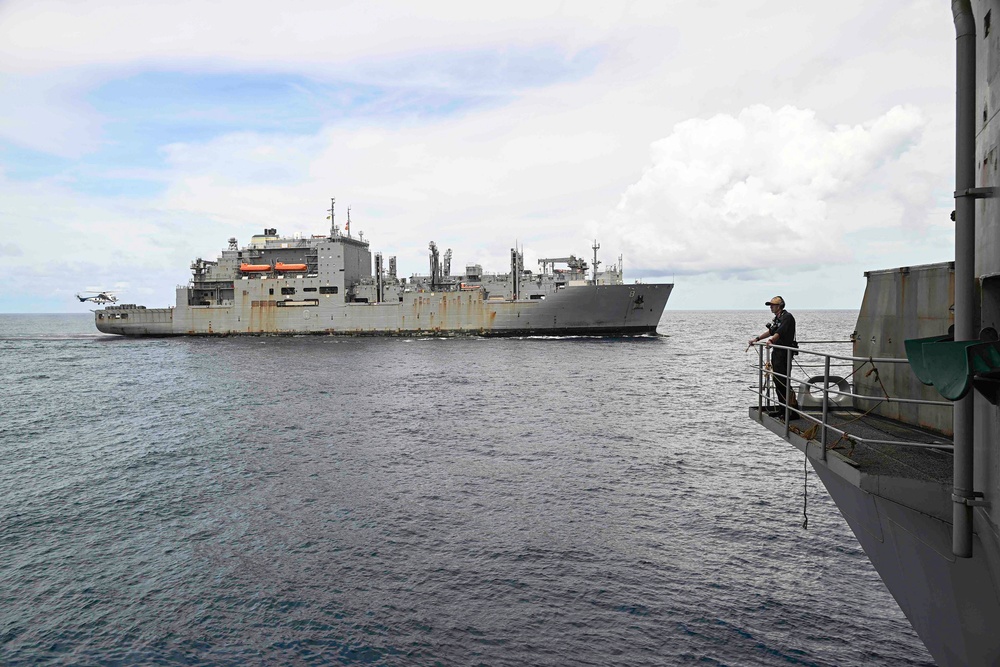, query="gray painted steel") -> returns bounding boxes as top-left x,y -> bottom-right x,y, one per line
94,229 -> 672,336
747,2 -> 1000,662
953,0 -> 977,560
854,263 -> 955,436
751,409 -> 1000,666
756,258 -> 1000,666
